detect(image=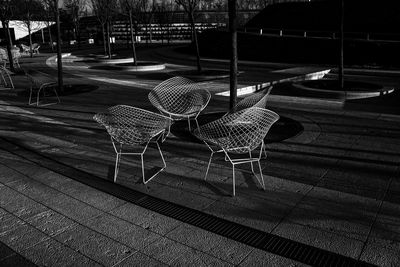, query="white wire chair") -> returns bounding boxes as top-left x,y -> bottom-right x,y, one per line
0,47 -> 21,69
0,65 -> 14,89
225,86 -> 273,158
32,43 -> 40,54
20,44 -> 30,54
25,69 -> 60,106
194,107 -> 280,196
148,76 -> 211,134
93,105 -> 172,184
226,86 -> 273,115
